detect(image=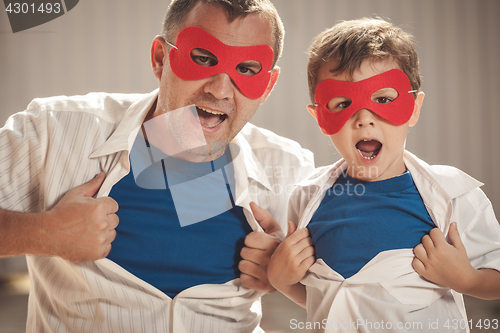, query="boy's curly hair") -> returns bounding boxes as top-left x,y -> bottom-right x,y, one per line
307,18 -> 421,104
